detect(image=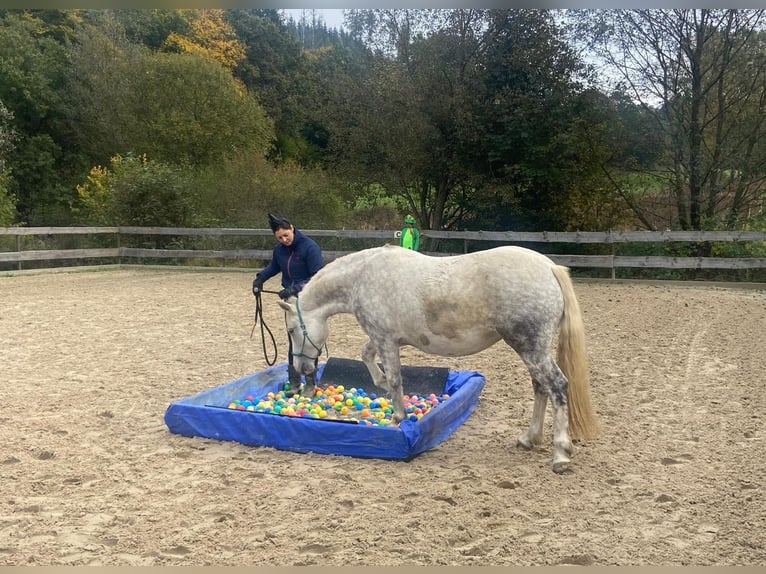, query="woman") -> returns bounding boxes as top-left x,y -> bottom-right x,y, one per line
252,213 -> 324,394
